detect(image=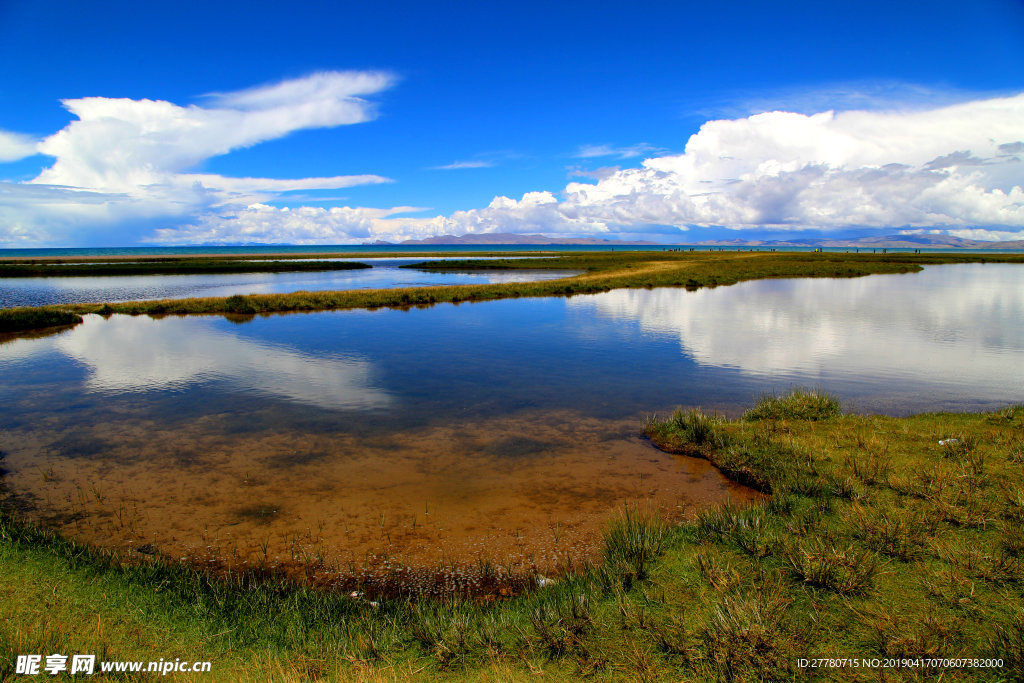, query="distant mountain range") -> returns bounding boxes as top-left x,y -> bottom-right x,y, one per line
384,233 -> 1024,249
396,233 -> 659,245
693,234 -> 1024,249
